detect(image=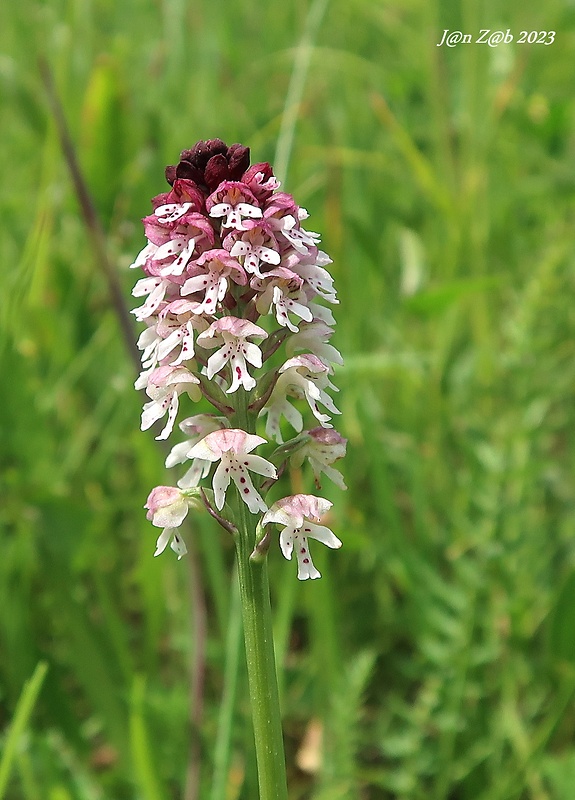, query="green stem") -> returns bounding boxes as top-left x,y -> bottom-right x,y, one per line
233,391 -> 288,800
